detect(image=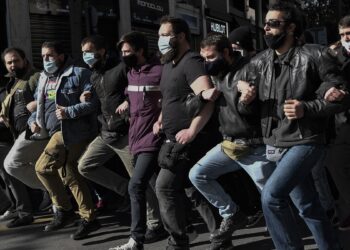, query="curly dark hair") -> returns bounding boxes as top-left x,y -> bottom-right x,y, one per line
269,1 -> 305,38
